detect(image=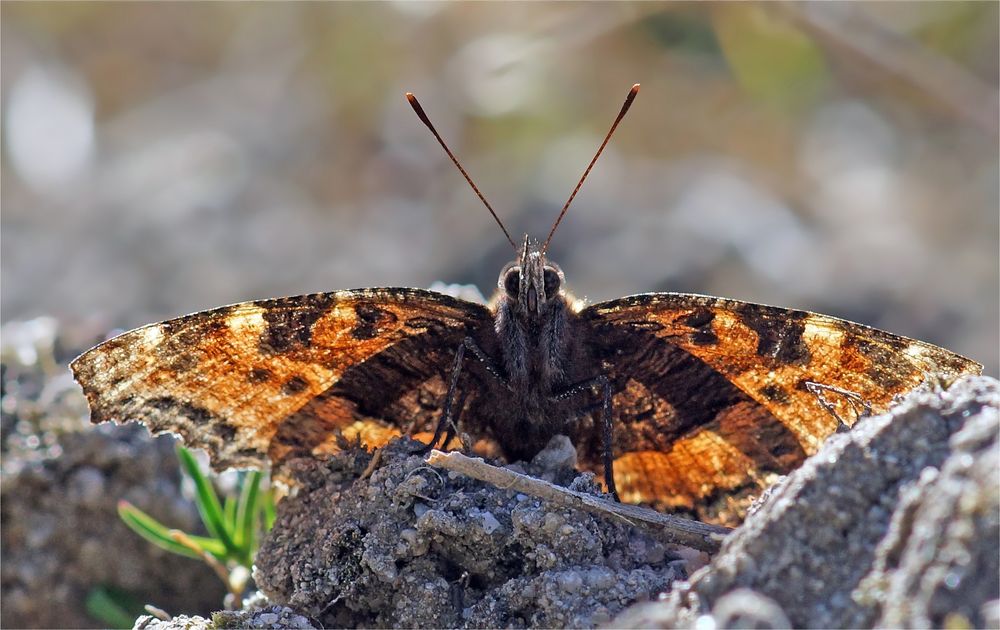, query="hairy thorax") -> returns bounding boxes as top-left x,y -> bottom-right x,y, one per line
490,294 -> 596,457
